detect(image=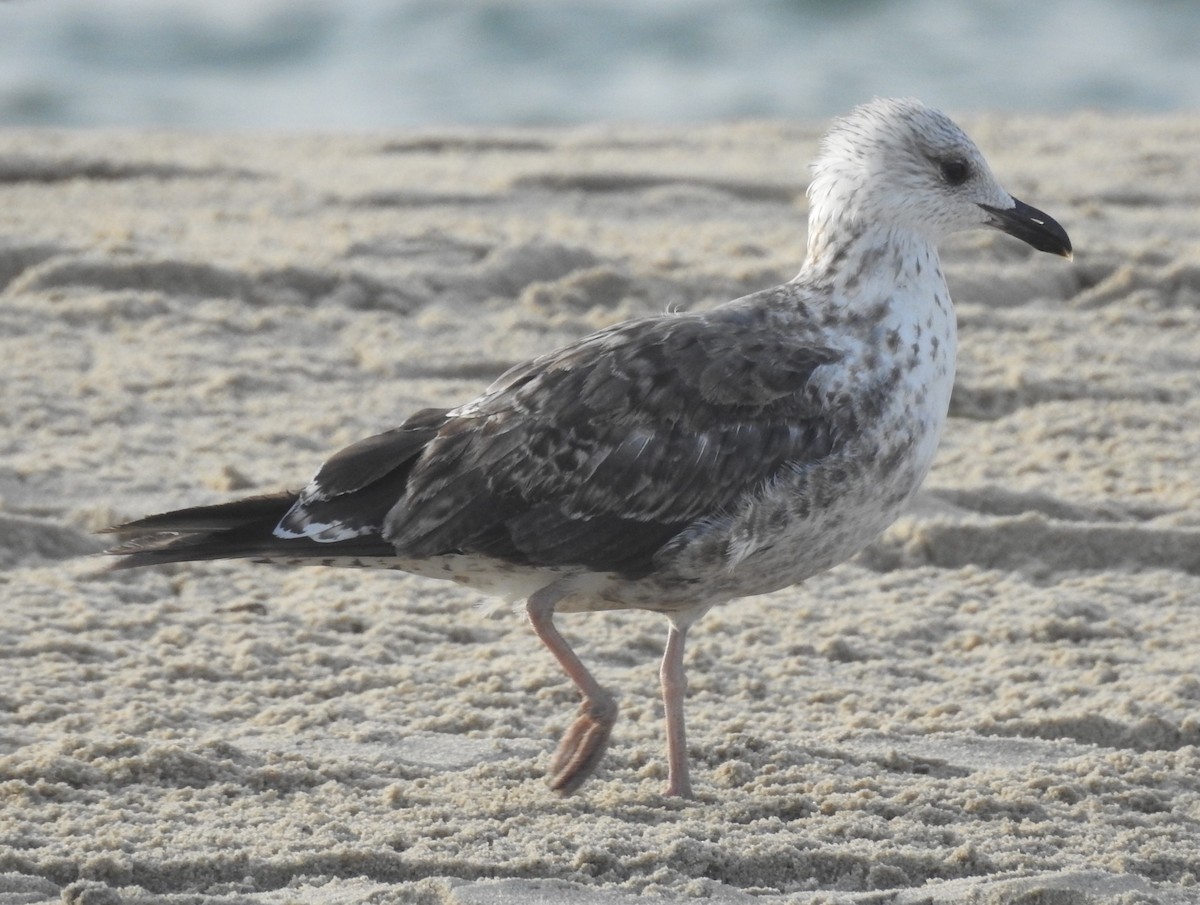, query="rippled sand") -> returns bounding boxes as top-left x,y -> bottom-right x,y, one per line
1,113 -> 1198,904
